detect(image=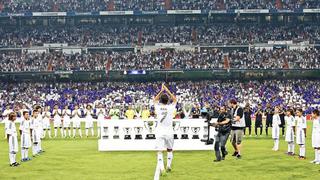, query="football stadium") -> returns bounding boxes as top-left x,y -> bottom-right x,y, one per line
1,0 -> 320,180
